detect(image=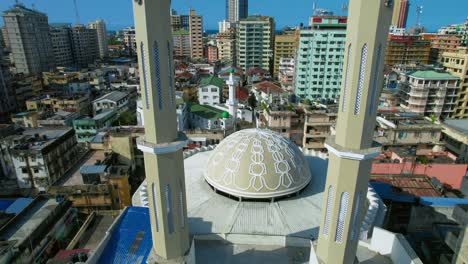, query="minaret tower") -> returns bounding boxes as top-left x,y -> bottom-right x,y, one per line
133,0 -> 190,261
226,69 -> 238,123
316,0 -> 392,263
